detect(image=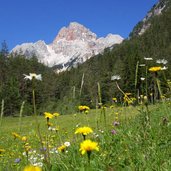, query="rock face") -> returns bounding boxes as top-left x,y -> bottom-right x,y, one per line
11,22 -> 124,72
130,0 -> 169,37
